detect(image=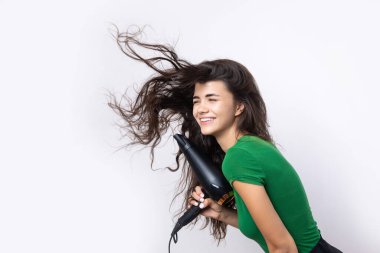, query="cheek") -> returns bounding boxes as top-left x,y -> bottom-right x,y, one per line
218,104 -> 236,121
192,107 -> 200,122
